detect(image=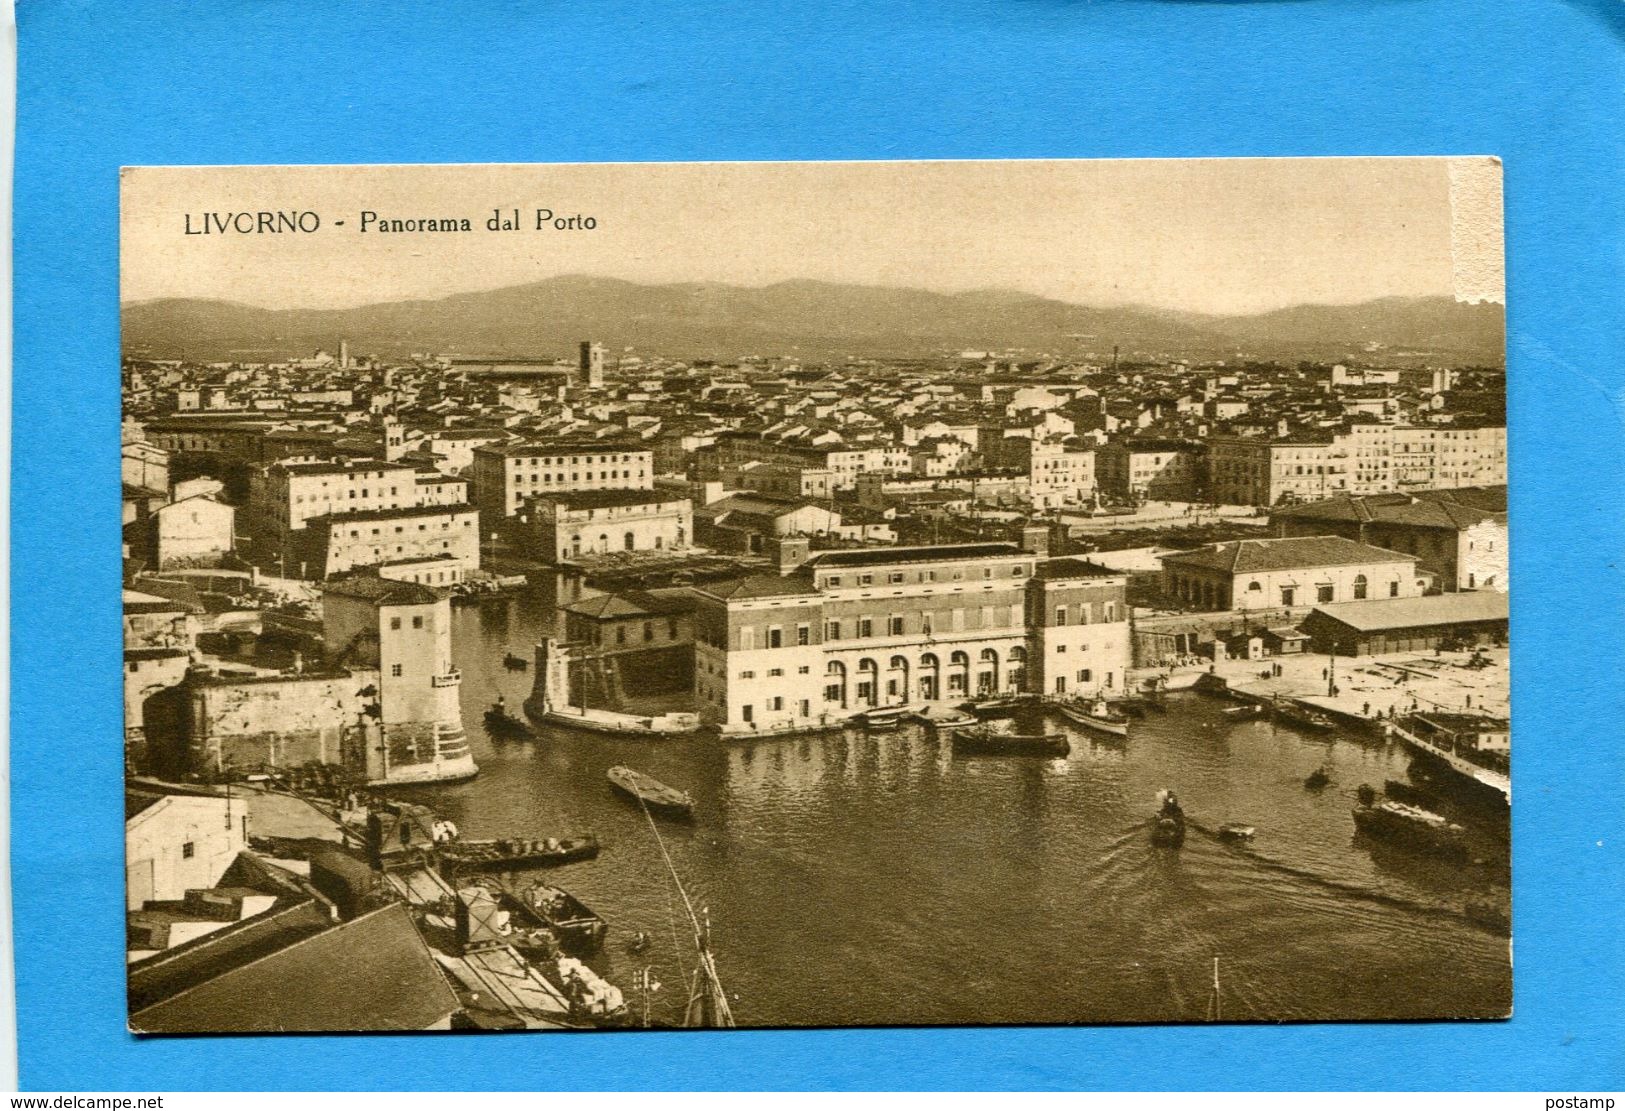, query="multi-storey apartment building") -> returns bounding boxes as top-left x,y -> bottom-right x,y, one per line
471,440 -> 654,533
1096,439 -> 1205,502
1207,424 -> 1507,507
1013,440 -> 1096,508
689,537 -> 1131,734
